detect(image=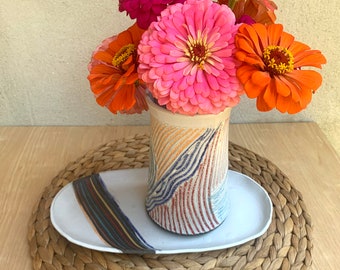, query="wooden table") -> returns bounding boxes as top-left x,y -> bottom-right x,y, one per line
0,123 -> 339,270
